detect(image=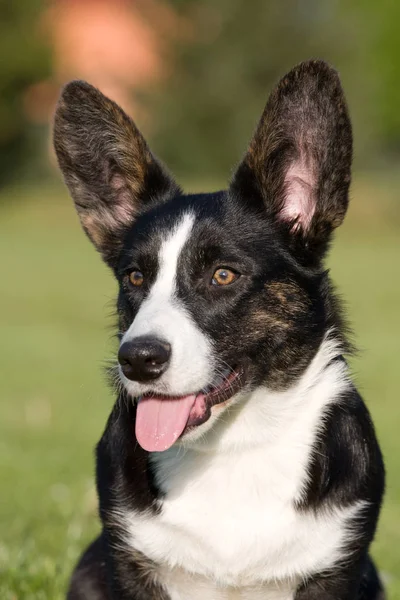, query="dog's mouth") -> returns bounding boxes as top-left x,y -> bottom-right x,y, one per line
135,366 -> 244,452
